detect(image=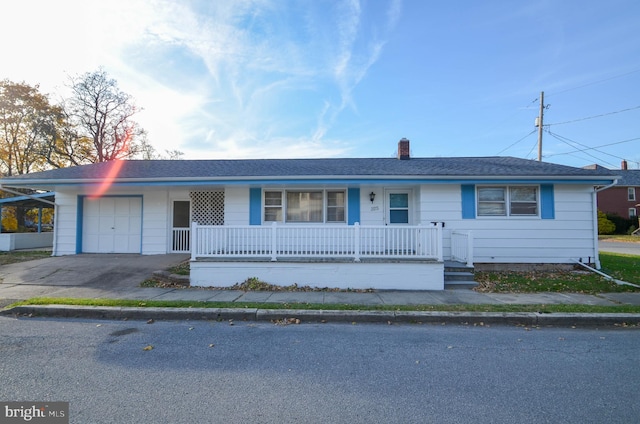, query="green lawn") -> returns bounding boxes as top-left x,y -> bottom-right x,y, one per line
475,252 -> 640,294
